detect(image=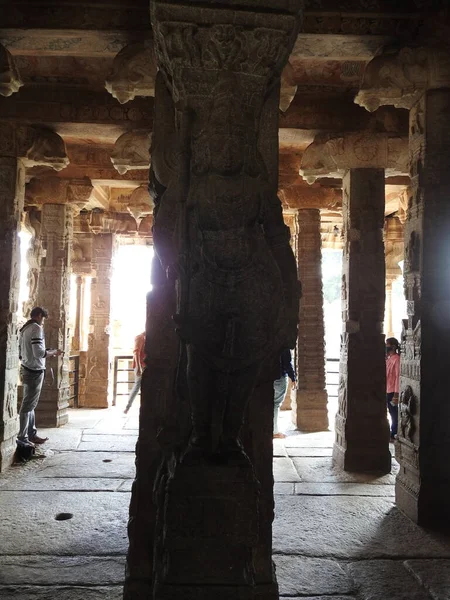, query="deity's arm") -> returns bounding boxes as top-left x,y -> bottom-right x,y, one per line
262,192 -> 301,349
